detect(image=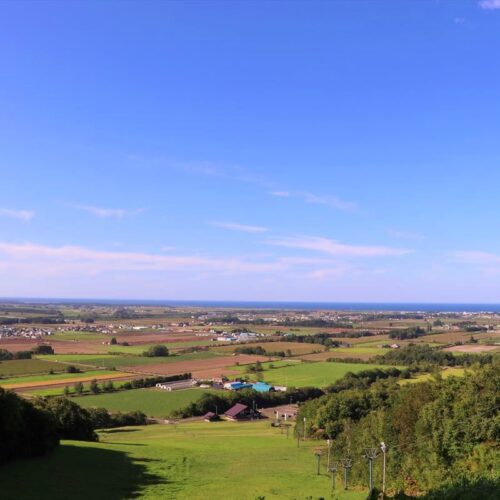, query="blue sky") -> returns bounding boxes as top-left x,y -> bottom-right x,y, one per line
1,0 -> 500,302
